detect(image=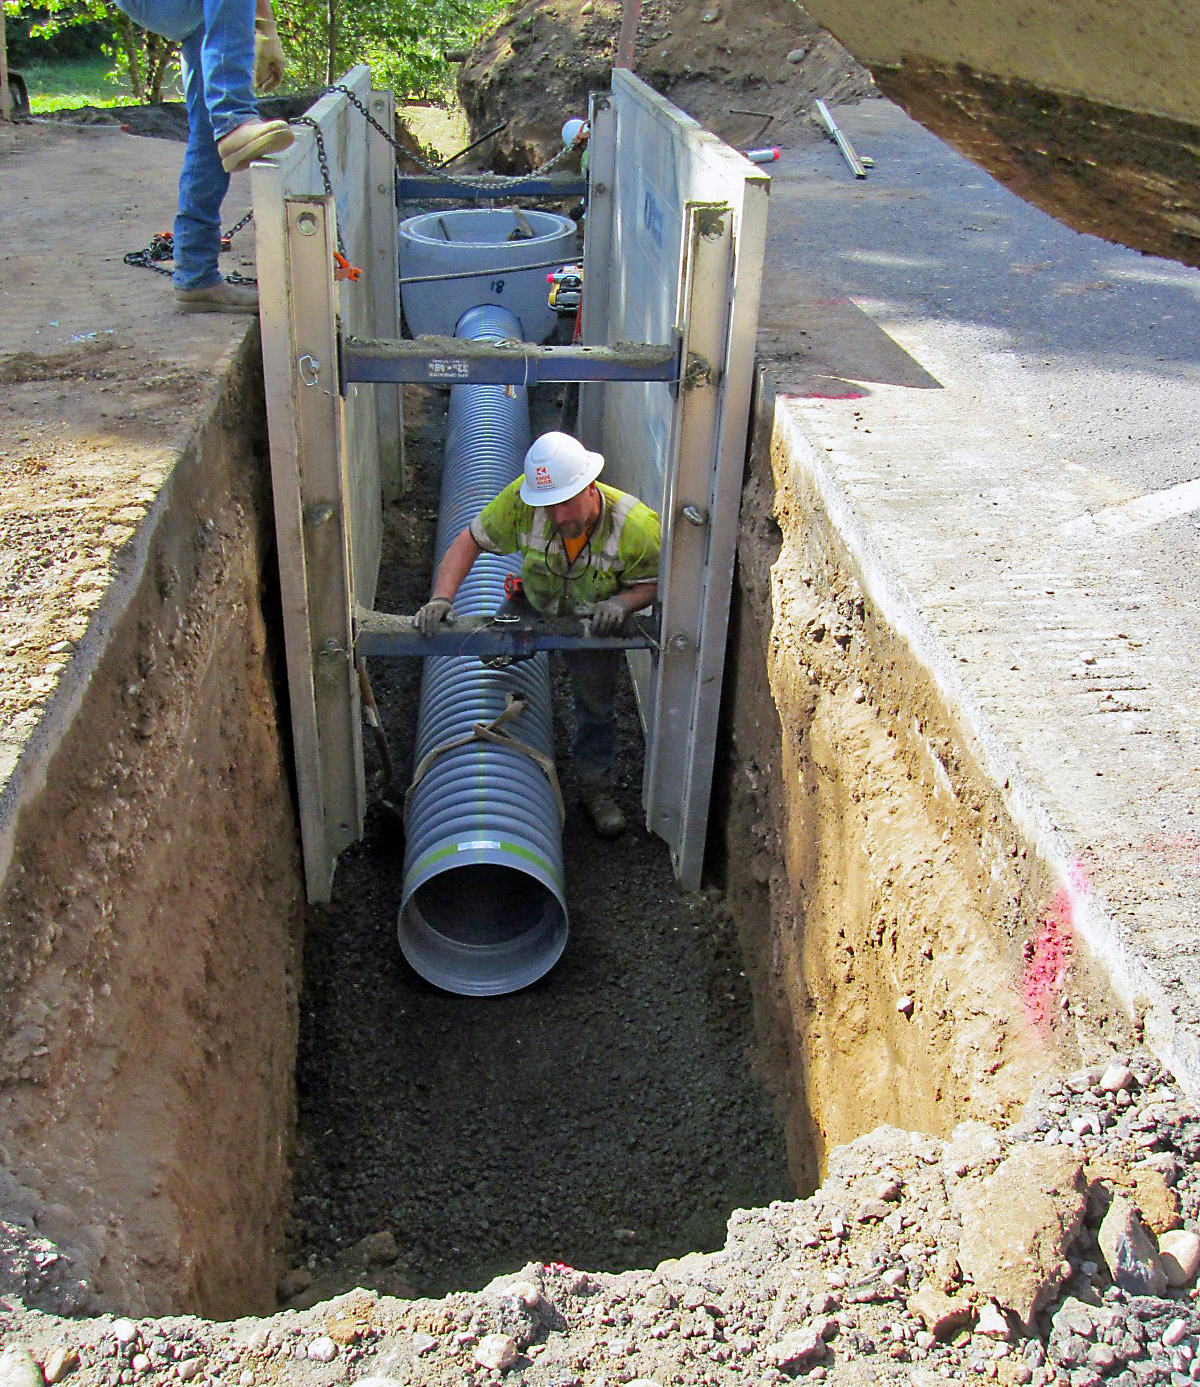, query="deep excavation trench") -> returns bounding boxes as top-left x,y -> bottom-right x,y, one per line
283,381 -> 796,1303
0,350 -> 1122,1321
281,371 -> 1116,1306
